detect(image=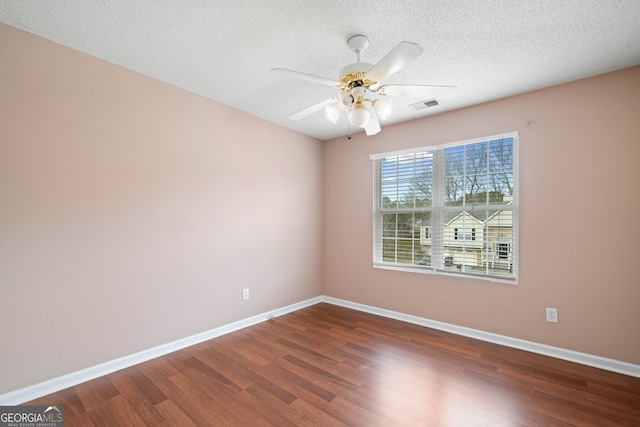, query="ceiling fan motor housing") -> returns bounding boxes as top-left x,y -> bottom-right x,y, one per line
339,63 -> 376,90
